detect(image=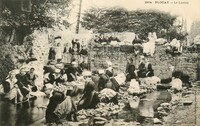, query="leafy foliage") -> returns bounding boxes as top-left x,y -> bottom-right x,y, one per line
81,7 -> 128,33
1,0 -> 72,30
128,10 -> 177,38
0,55 -> 15,83
0,0 -> 72,82
81,7 -> 110,33
189,21 -> 200,42
0,38 -> 39,83
166,26 -> 188,41
0,43 -> 27,83
81,8 -> 186,40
